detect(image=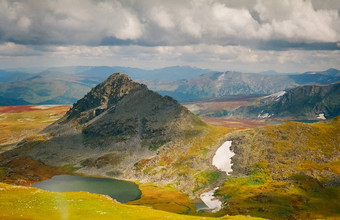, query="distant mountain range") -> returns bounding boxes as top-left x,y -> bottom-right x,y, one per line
0,70 -> 95,105
152,68 -> 340,102
0,66 -> 340,105
0,66 -> 210,105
